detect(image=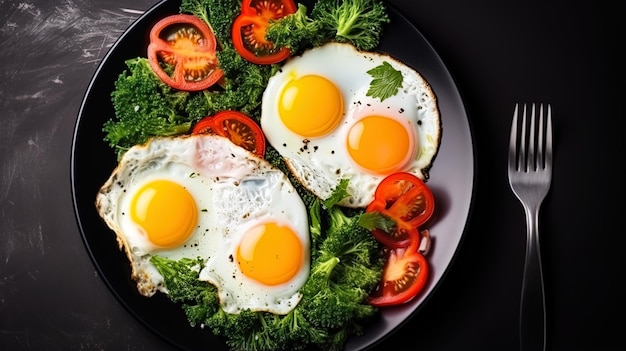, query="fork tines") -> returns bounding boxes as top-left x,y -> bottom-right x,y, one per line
511,103 -> 552,172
